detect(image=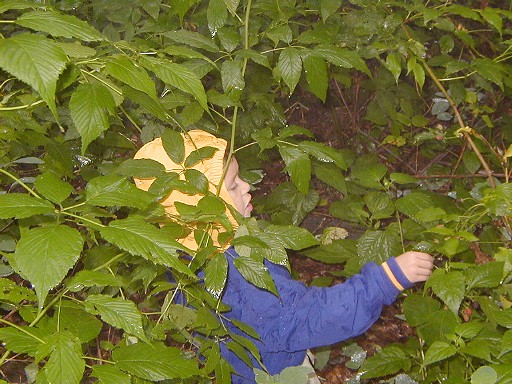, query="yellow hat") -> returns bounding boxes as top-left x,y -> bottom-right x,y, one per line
133,130 -> 239,251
